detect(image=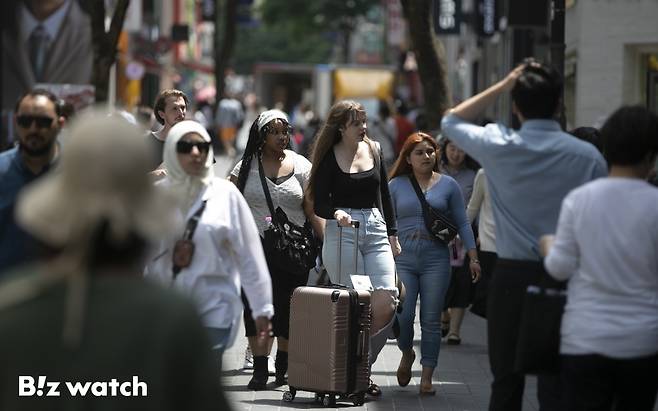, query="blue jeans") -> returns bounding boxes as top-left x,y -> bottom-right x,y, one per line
396,233 -> 451,368
322,208 -> 397,293
323,208 -> 397,366
206,327 -> 231,370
